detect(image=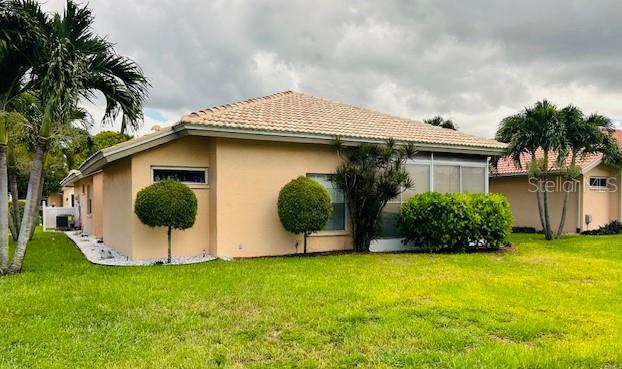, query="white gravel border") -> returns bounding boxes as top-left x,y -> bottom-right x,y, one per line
64,231 -> 220,266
